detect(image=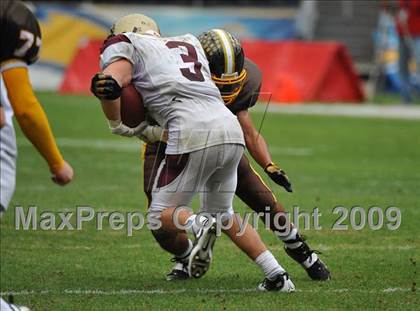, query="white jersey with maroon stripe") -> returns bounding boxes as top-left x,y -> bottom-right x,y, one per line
100,33 -> 244,155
